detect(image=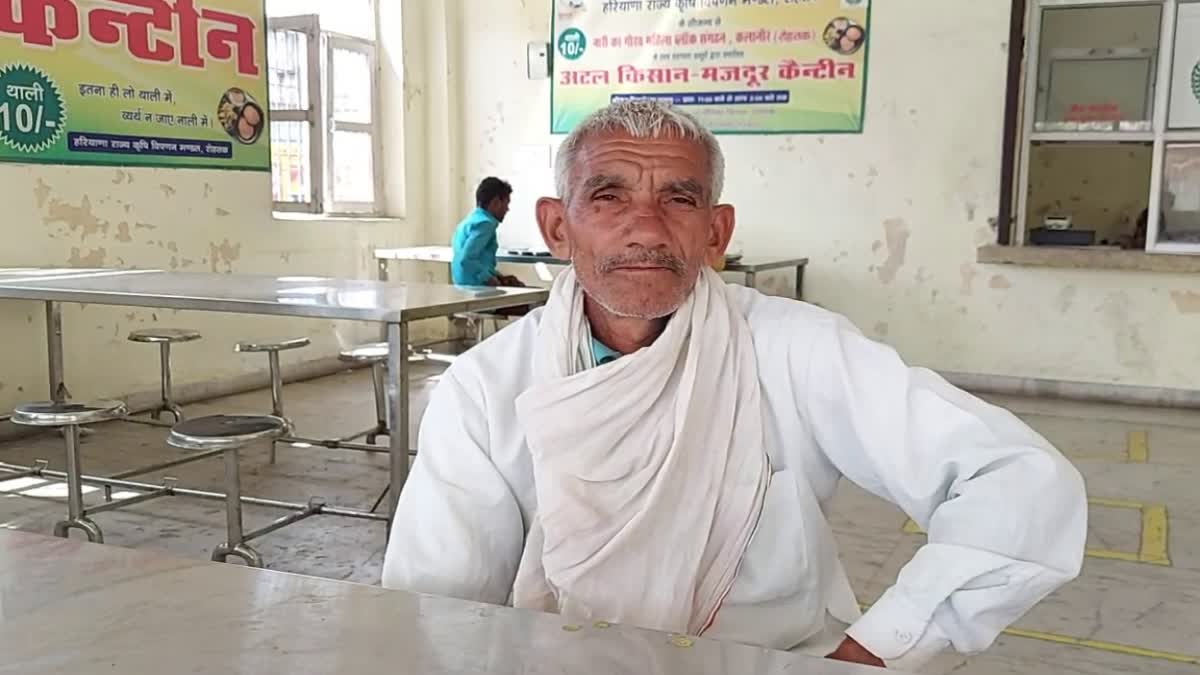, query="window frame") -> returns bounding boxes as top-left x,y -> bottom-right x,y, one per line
266,6 -> 382,217
1002,0 -> 1200,255
268,14 -> 324,214
324,33 -> 383,216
